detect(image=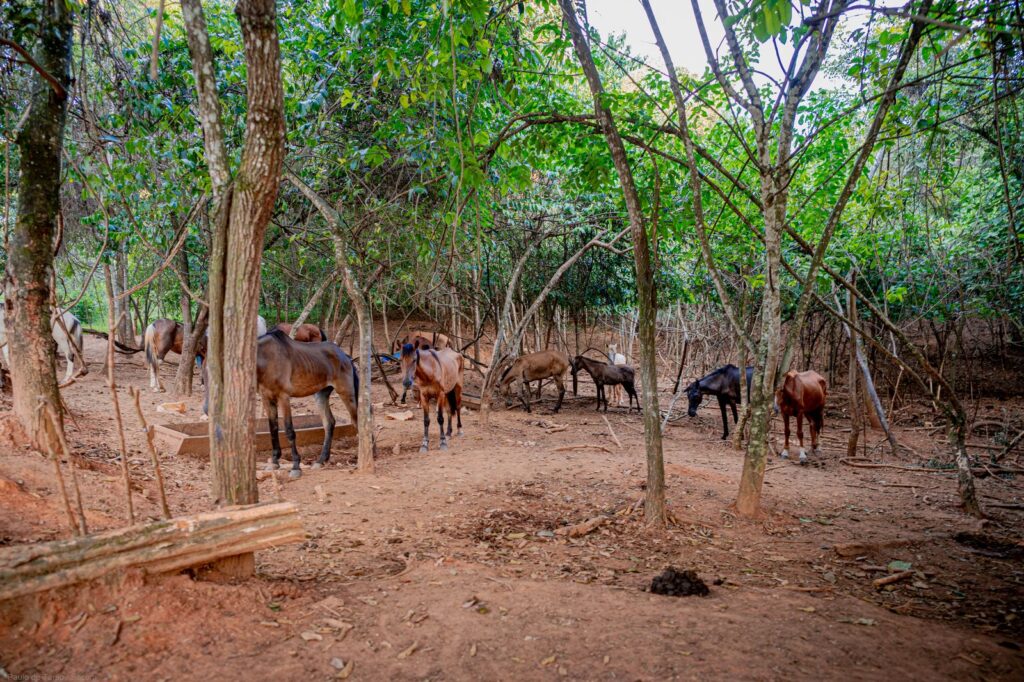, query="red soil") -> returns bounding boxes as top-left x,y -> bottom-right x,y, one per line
1,334 -> 1022,680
